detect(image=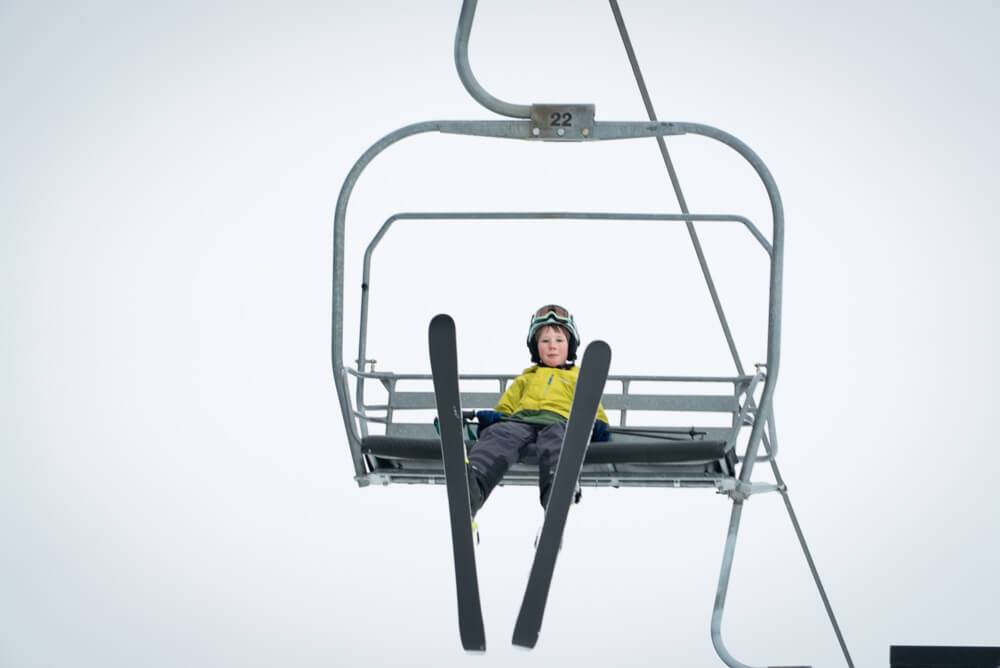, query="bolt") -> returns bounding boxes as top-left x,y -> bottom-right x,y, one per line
556,128 -> 565,136
581,127 -> 590,137
531,127 -> 540,136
